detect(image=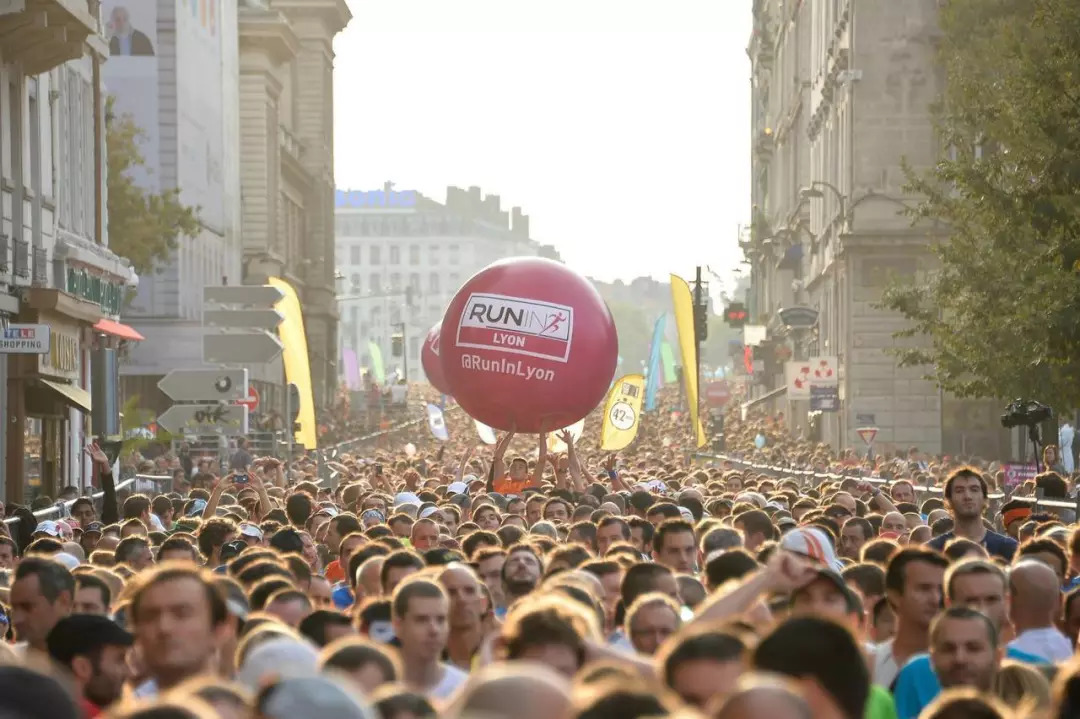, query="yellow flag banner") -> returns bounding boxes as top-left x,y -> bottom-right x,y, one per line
670,274 -> 707,448
601,374 -> 646,451
268,277 -> 318,450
